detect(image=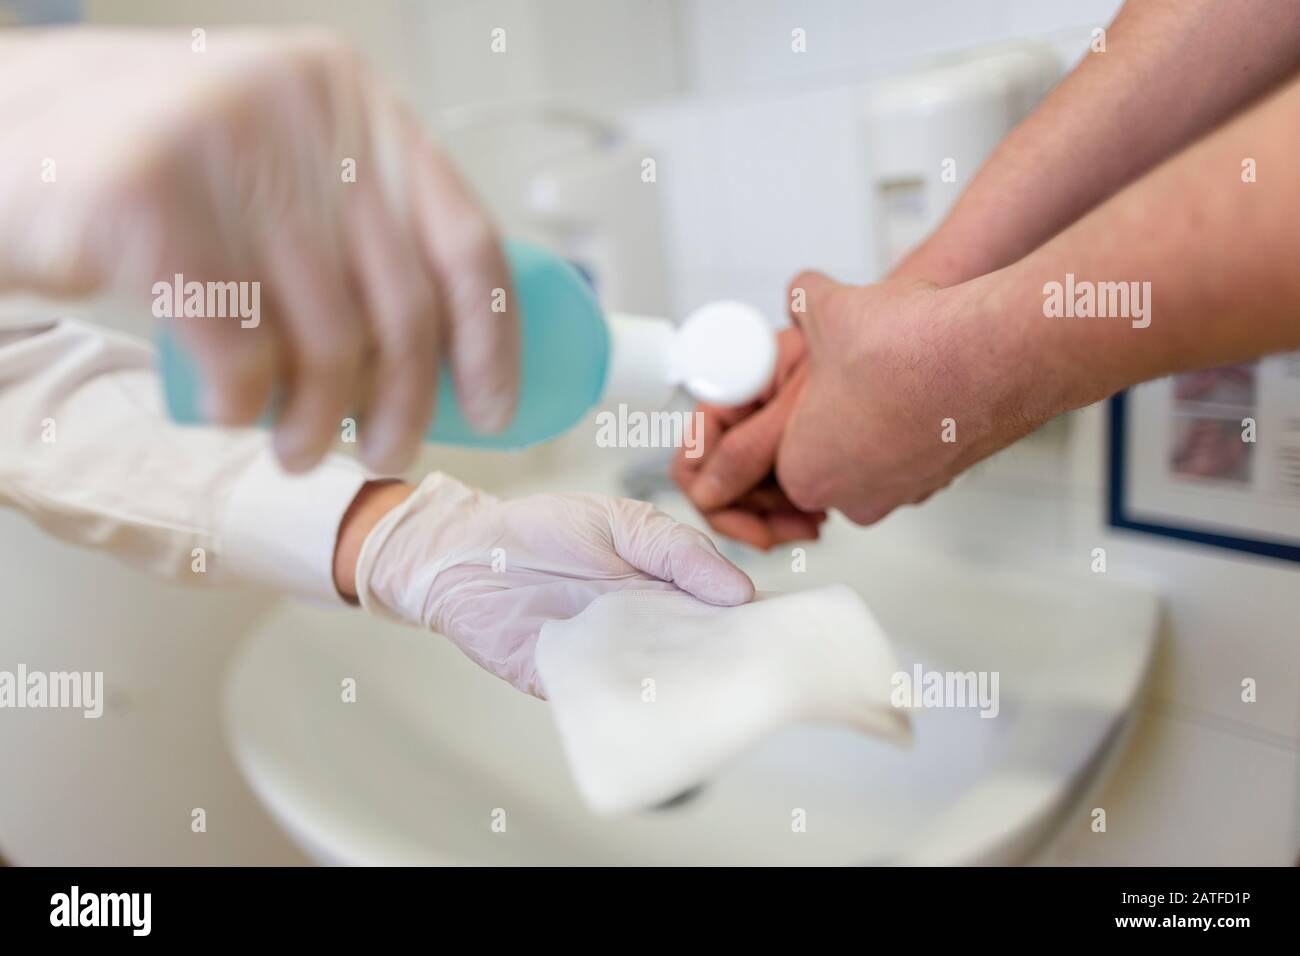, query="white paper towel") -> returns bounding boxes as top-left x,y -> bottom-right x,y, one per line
536,584 -> 911,815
